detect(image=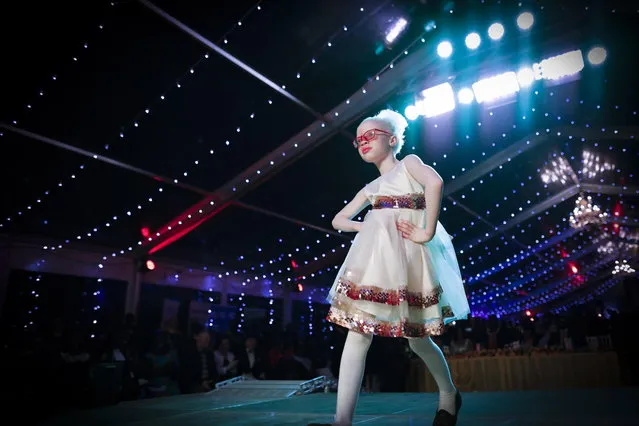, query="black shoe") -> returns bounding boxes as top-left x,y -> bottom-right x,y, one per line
432,391 -> 462,426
